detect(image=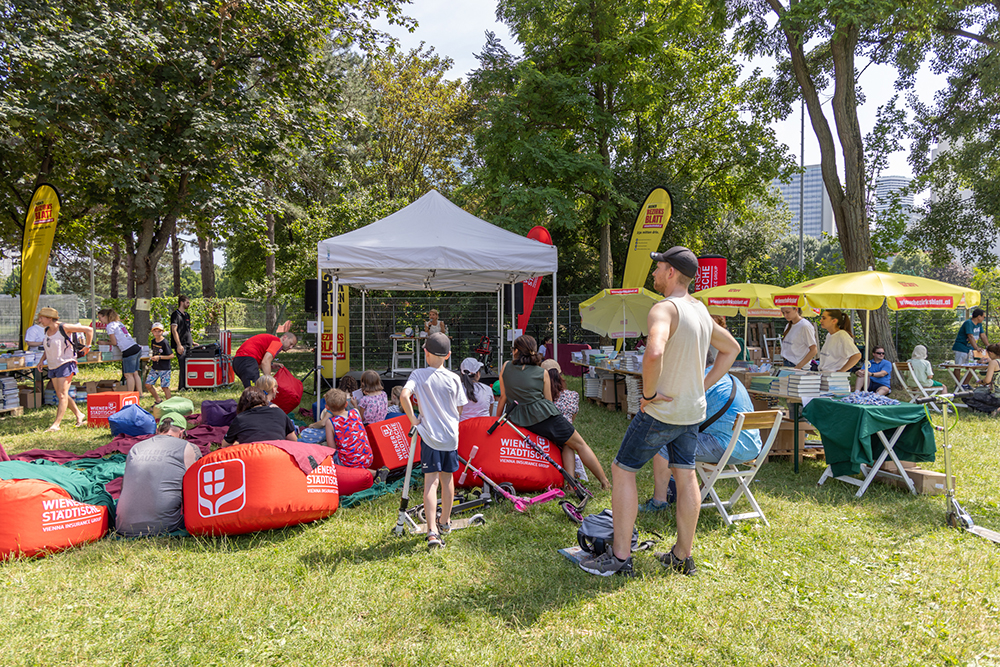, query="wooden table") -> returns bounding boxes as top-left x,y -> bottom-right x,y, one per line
572,360 -> 642,413
748,389 -> 806,473
939,362 -> 987,387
